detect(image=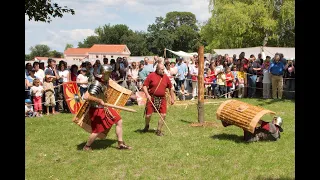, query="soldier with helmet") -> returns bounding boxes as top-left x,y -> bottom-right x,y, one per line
82,64 -> 132,151
243,116 -> 283,142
